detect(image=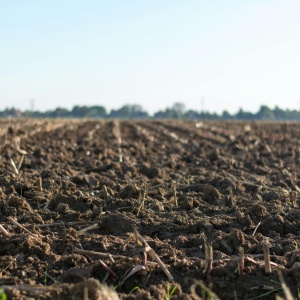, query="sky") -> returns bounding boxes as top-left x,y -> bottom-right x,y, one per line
1,0 -> 300,115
